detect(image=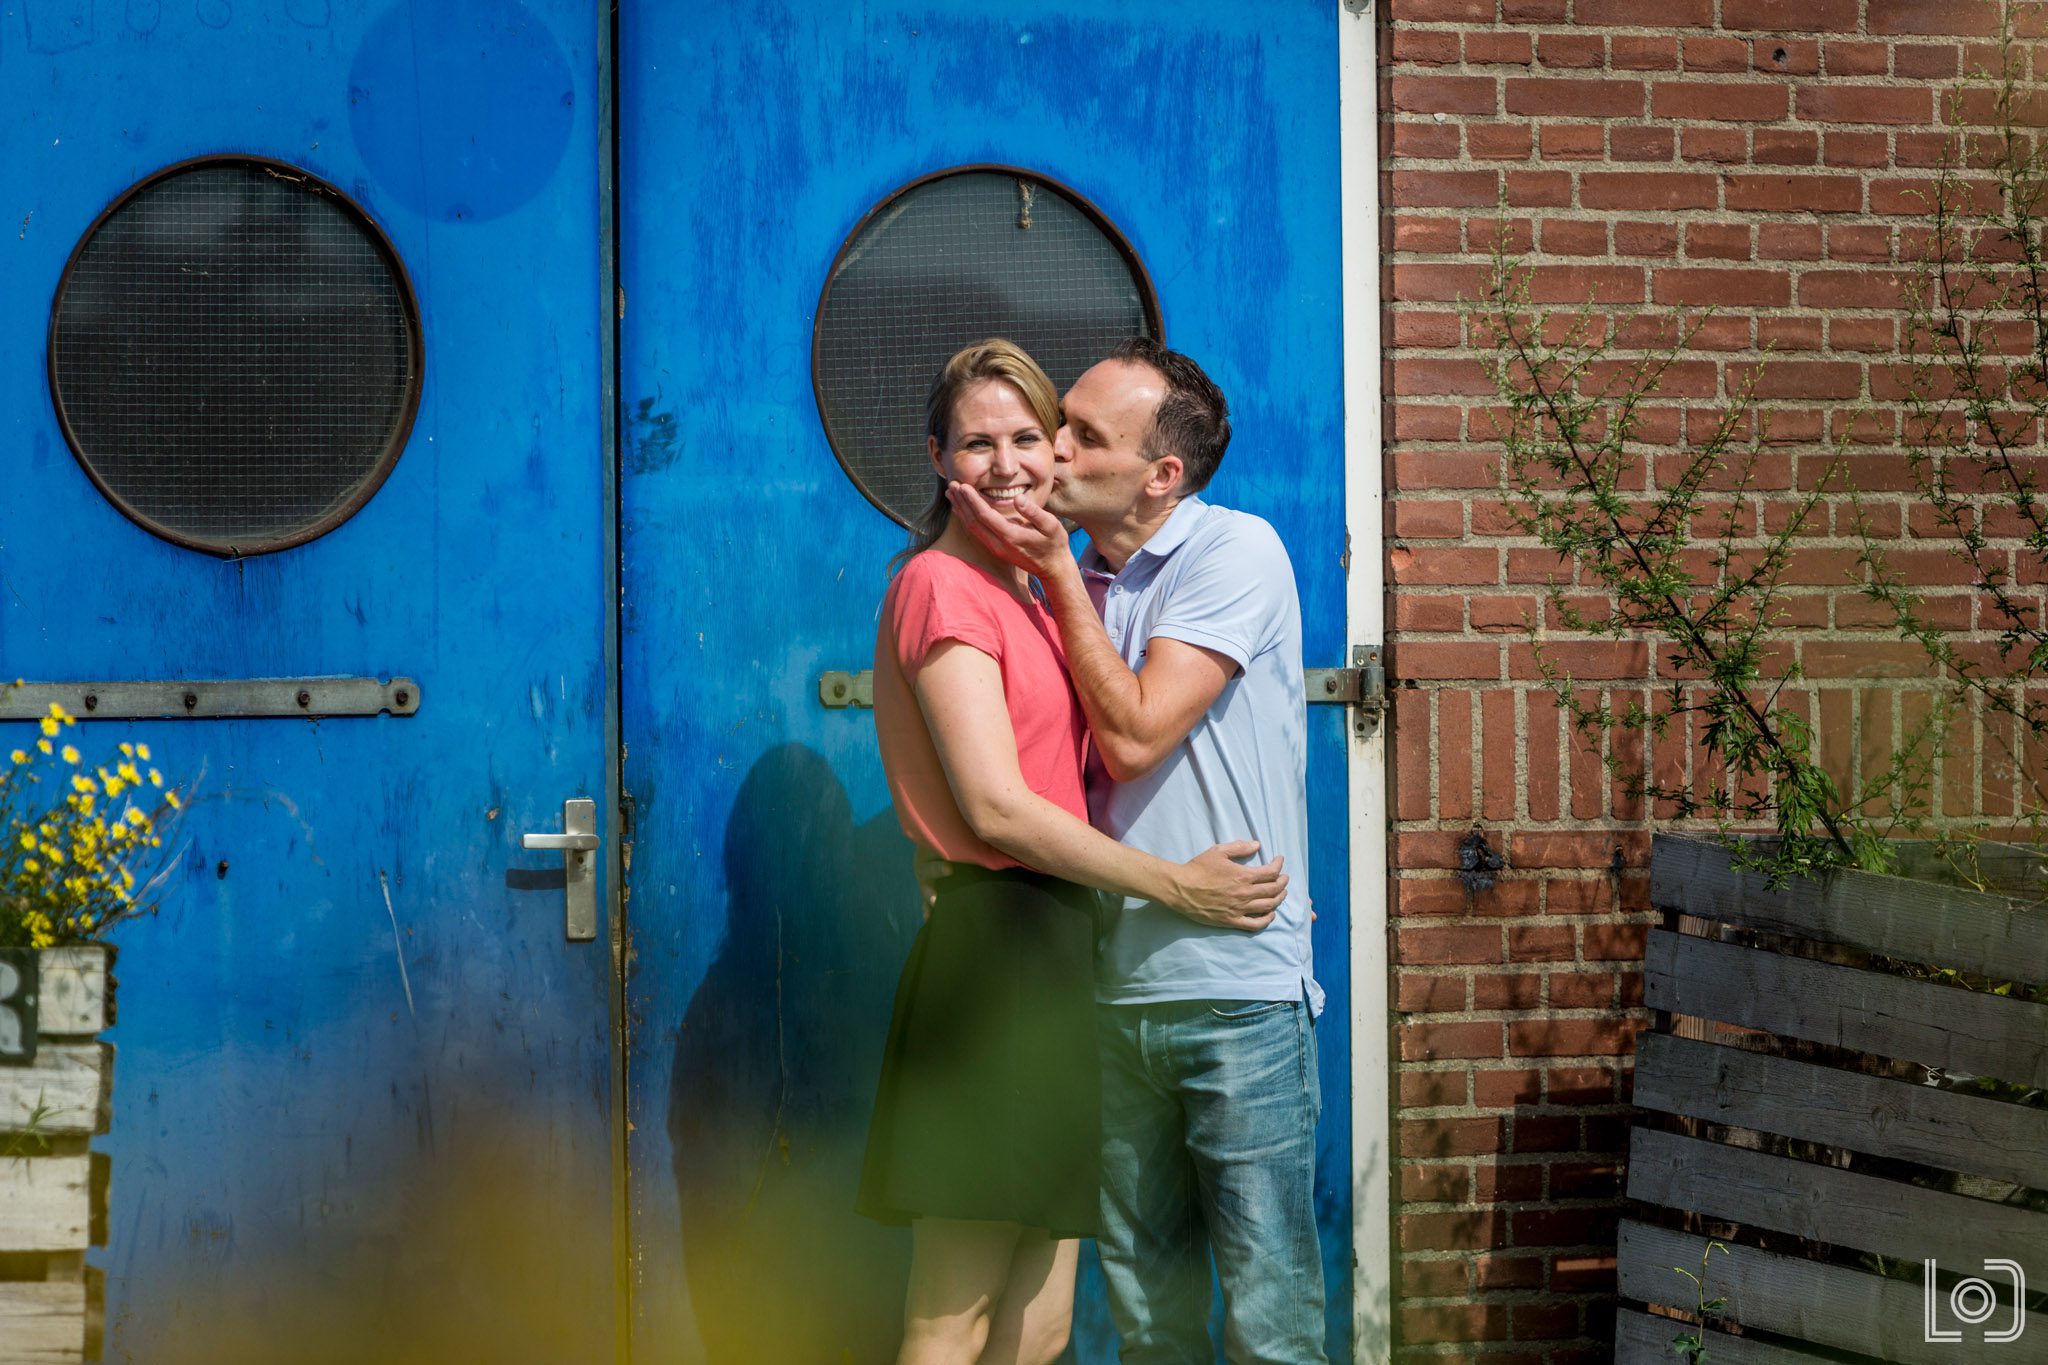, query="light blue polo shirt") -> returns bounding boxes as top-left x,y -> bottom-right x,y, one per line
1081,496 -> 1323,1015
